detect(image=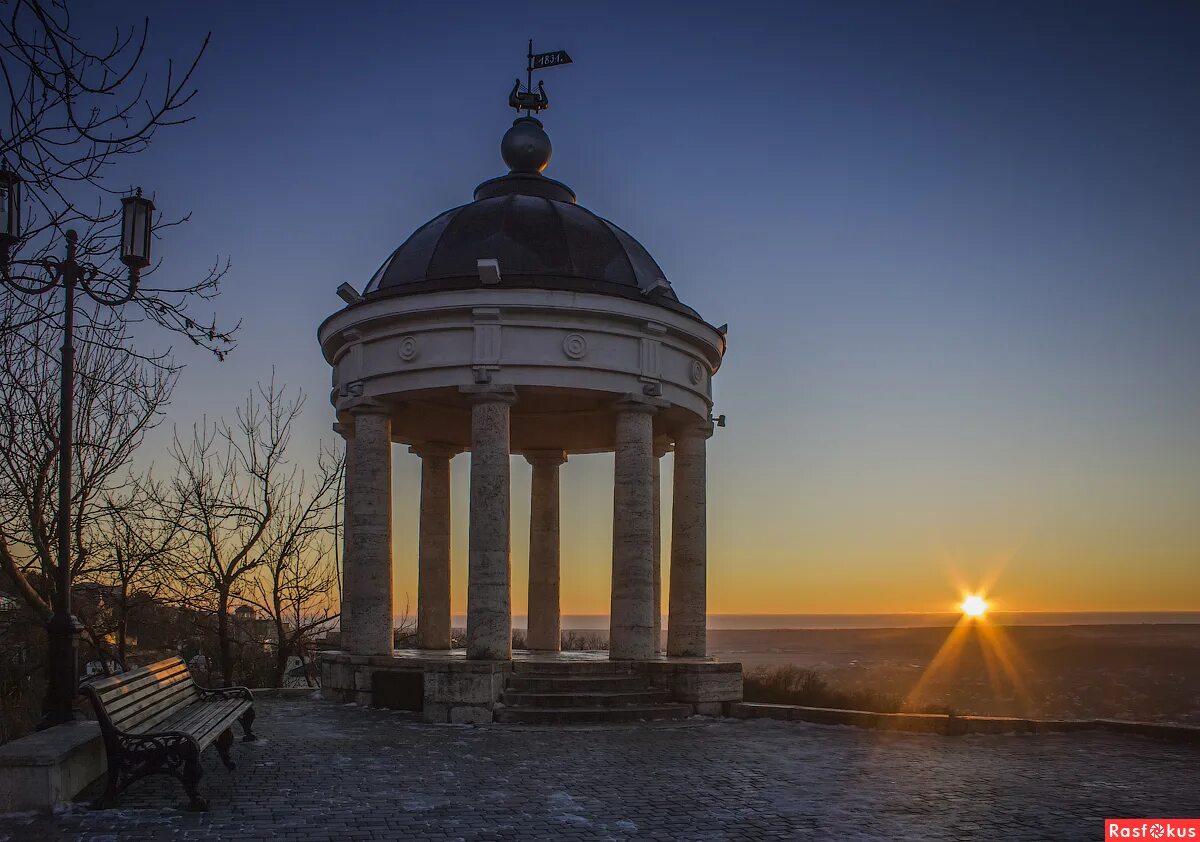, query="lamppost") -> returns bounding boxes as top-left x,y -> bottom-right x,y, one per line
0,167 -> 154,728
